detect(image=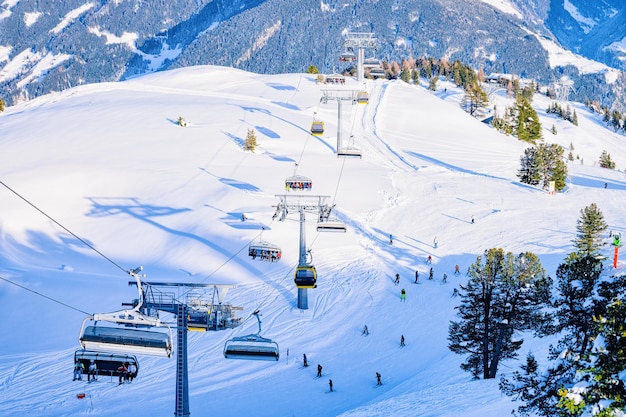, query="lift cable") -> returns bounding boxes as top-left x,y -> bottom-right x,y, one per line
0,274 -> 91,316
0,180 -> 128,275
